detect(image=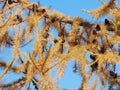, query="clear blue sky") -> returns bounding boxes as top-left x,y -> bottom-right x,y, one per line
0,0 -> 120,89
